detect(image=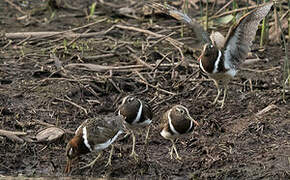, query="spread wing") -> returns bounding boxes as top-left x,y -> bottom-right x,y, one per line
223,3 -> 273,69
148,2 -> 211,45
